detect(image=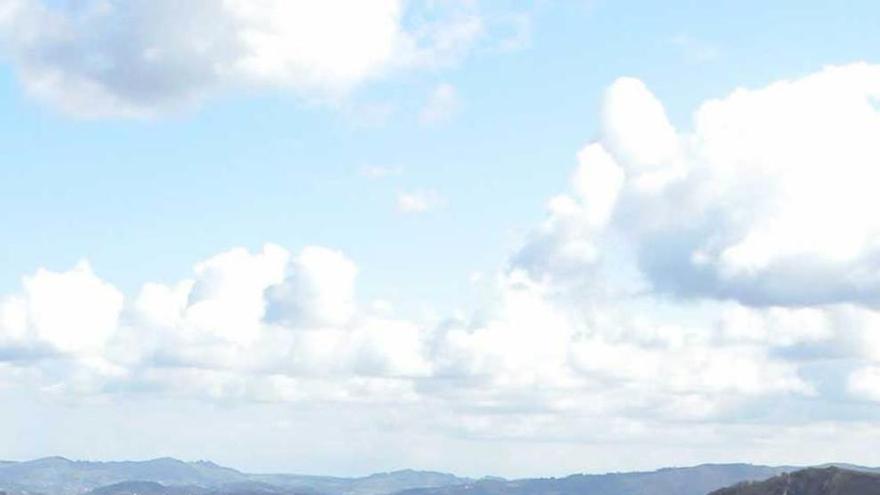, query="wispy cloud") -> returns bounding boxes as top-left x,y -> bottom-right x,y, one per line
396,189 -> 446,213
670,34 -> 720,63
419,83 -> 460,125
